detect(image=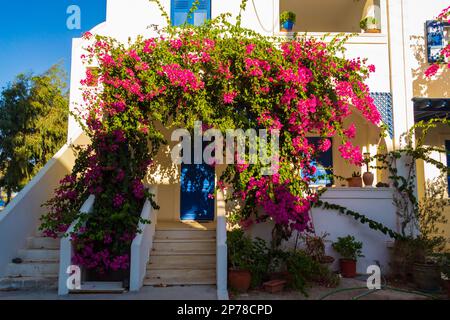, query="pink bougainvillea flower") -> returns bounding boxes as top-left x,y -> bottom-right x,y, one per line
223,91 -> 238,104
425,64 -> 440,78
343,124 -> 357,139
